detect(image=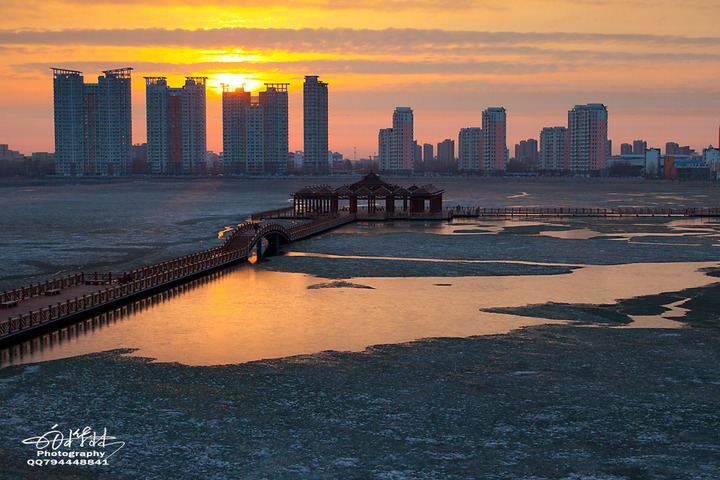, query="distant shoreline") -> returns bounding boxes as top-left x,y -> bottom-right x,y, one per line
0,175 -> 713,188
